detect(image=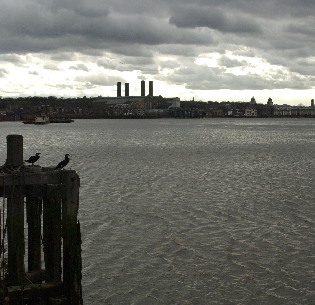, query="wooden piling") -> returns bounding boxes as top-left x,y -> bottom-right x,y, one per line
7,188 -> 25,285
6,135 -> 23,167
0,135 -> 83,304
6,135 -> 25,286
62,171 -> 82,305
43,185 -> 62,283
26,188 -> 42,273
